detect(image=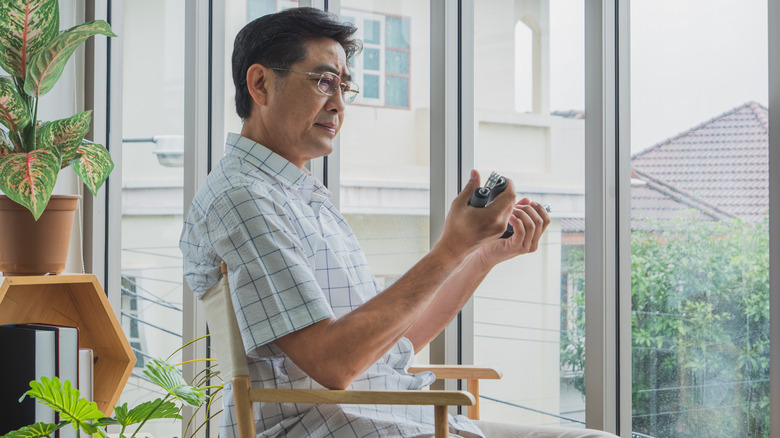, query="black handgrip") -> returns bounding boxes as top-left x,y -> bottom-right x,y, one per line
468,172 -> 513,239
469,188 -> 491,208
